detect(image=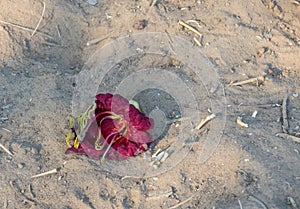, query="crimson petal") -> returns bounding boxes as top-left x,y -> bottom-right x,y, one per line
66,93 -> 155,160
